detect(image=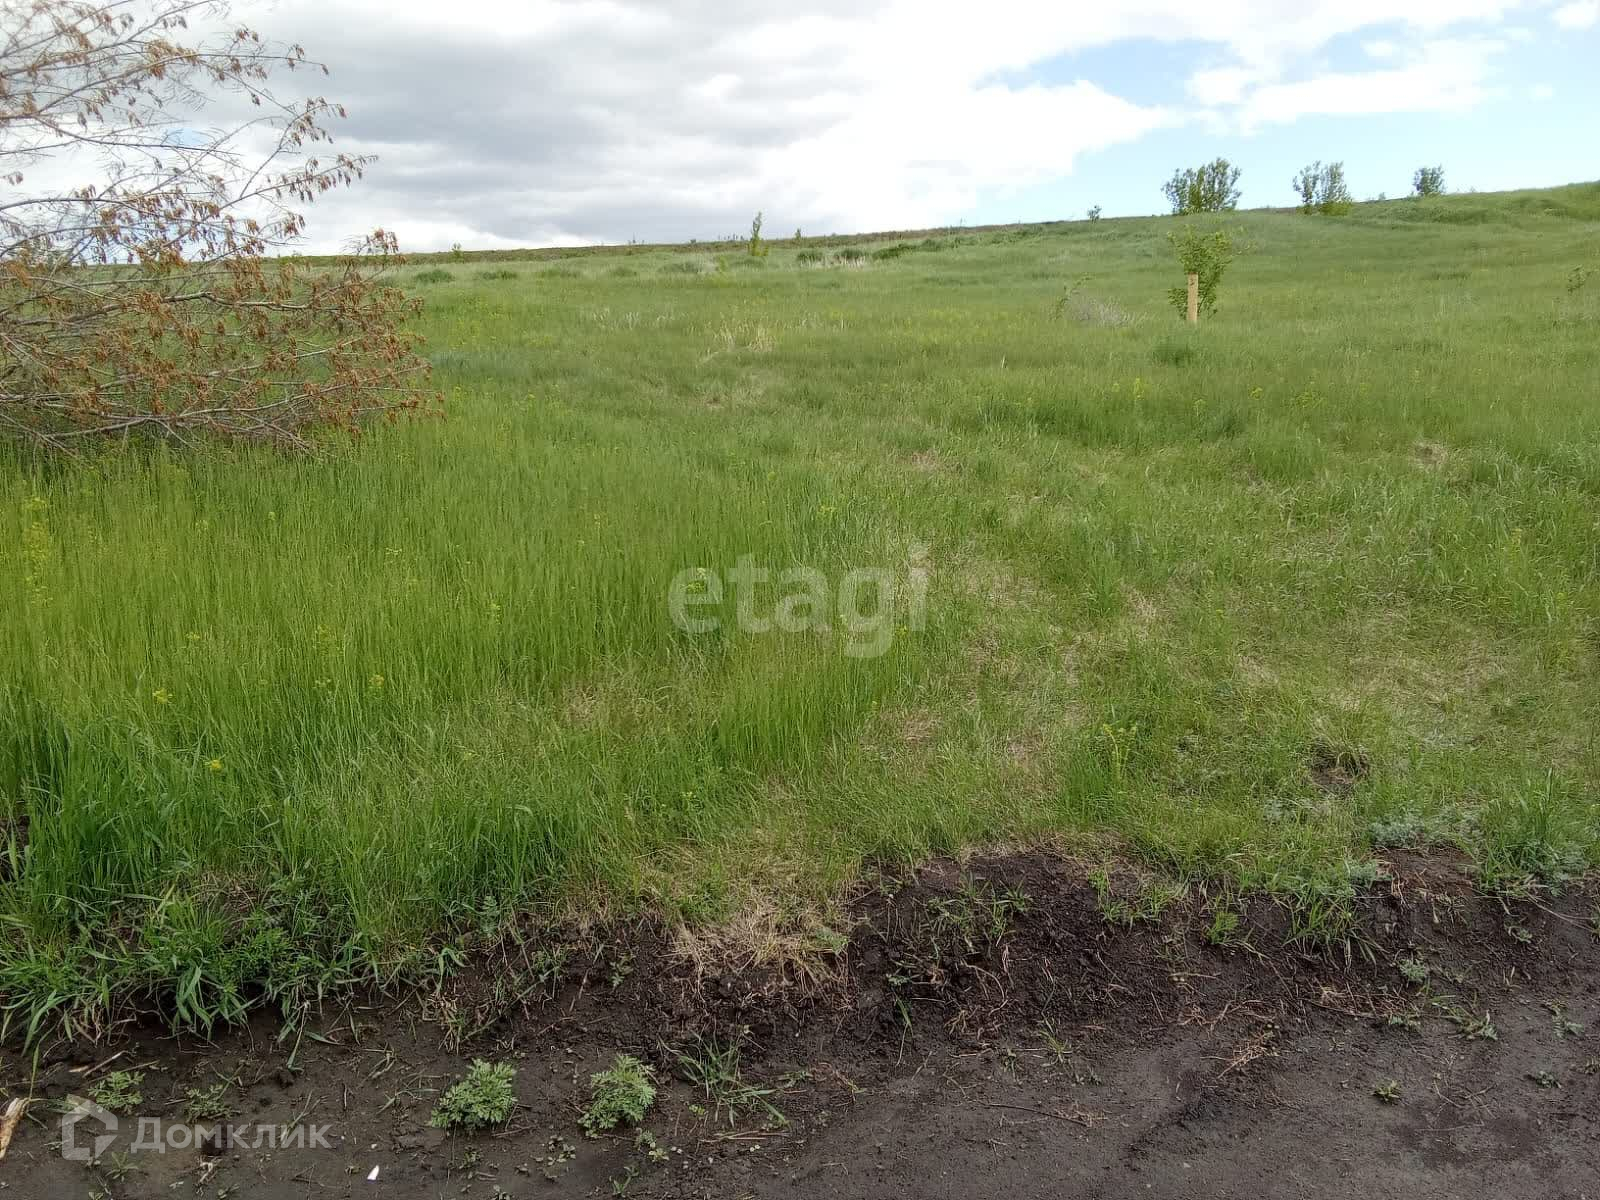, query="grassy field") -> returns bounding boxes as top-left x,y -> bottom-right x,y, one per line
4,184 -> 1599,1041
